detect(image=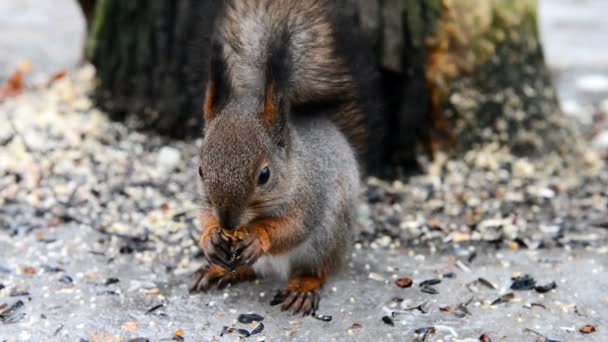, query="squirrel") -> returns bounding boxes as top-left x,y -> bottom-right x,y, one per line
190,0 -> 378,316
